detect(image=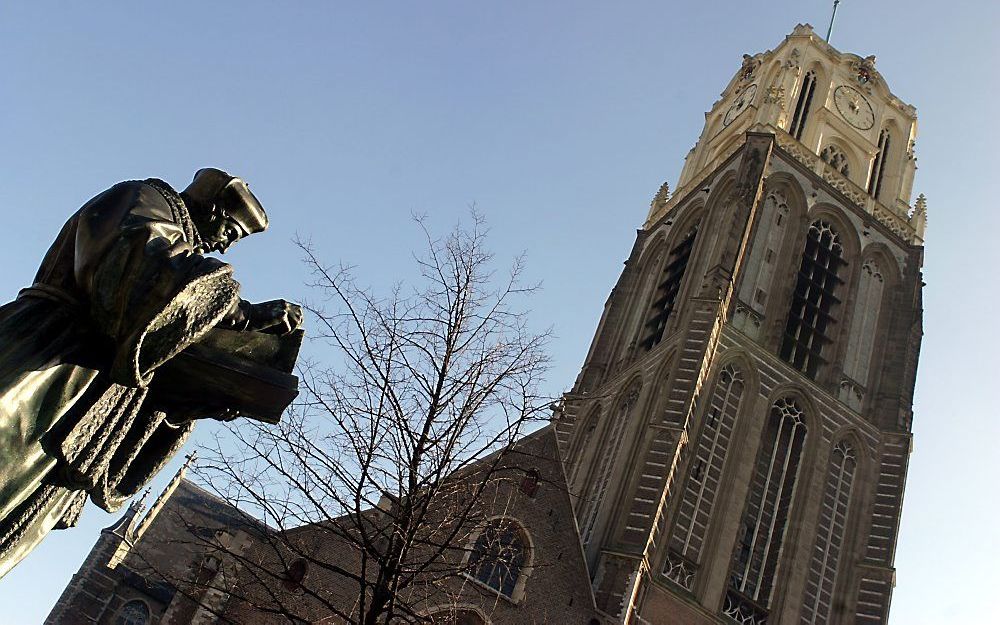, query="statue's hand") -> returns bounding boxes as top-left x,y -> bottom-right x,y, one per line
247,299 -> 303,335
